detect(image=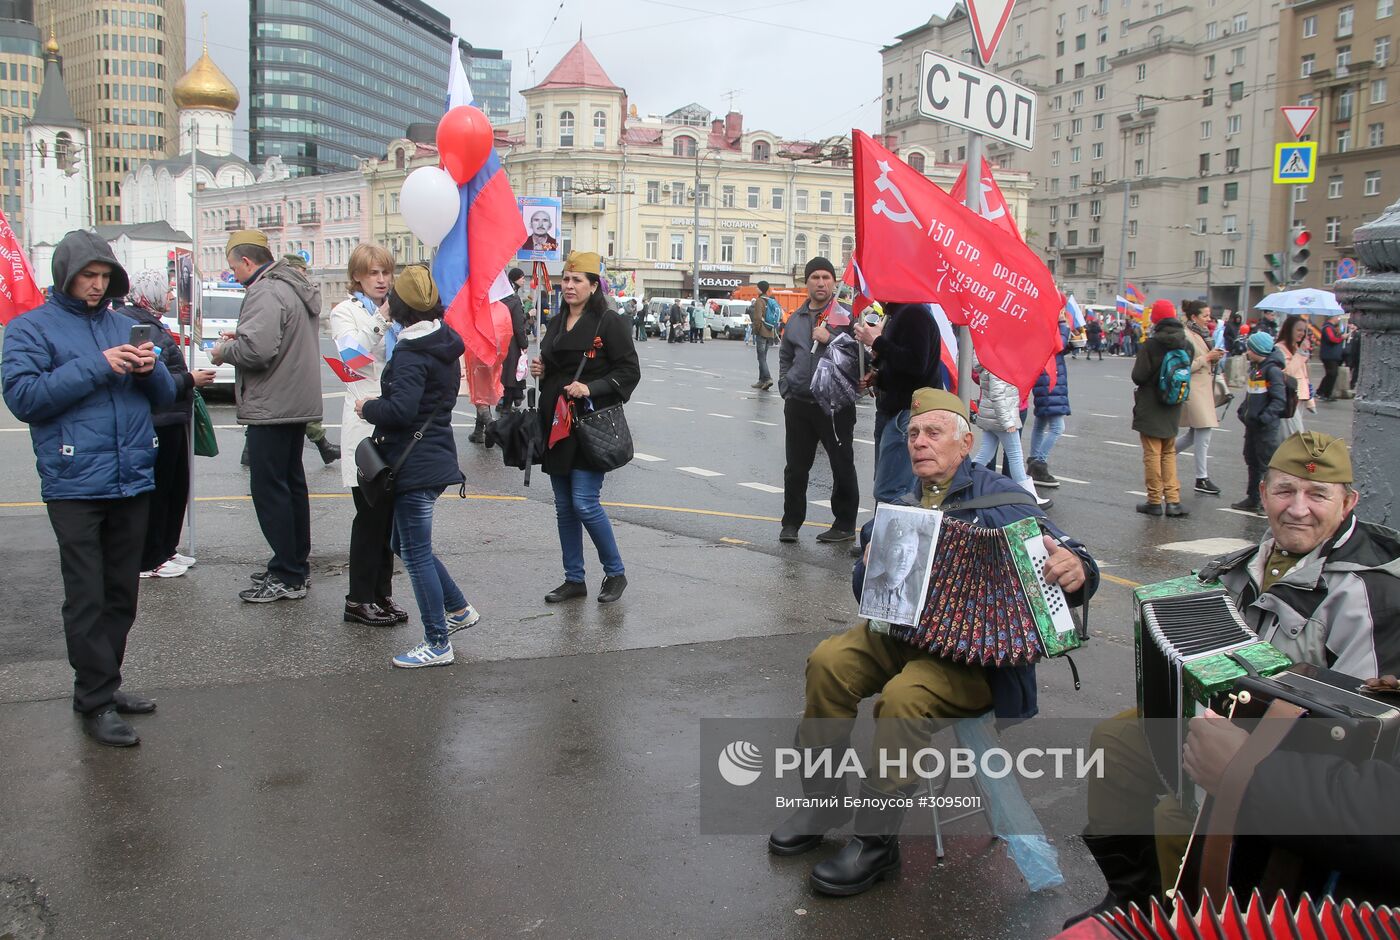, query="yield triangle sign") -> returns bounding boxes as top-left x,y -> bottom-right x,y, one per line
966,0 -> 1017,64
1281,106 -> 1318,138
